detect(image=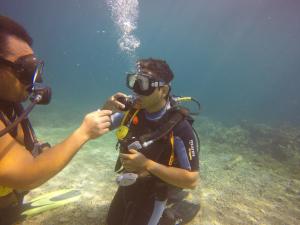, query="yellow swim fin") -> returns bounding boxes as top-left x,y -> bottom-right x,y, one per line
21,189 -> 81,217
